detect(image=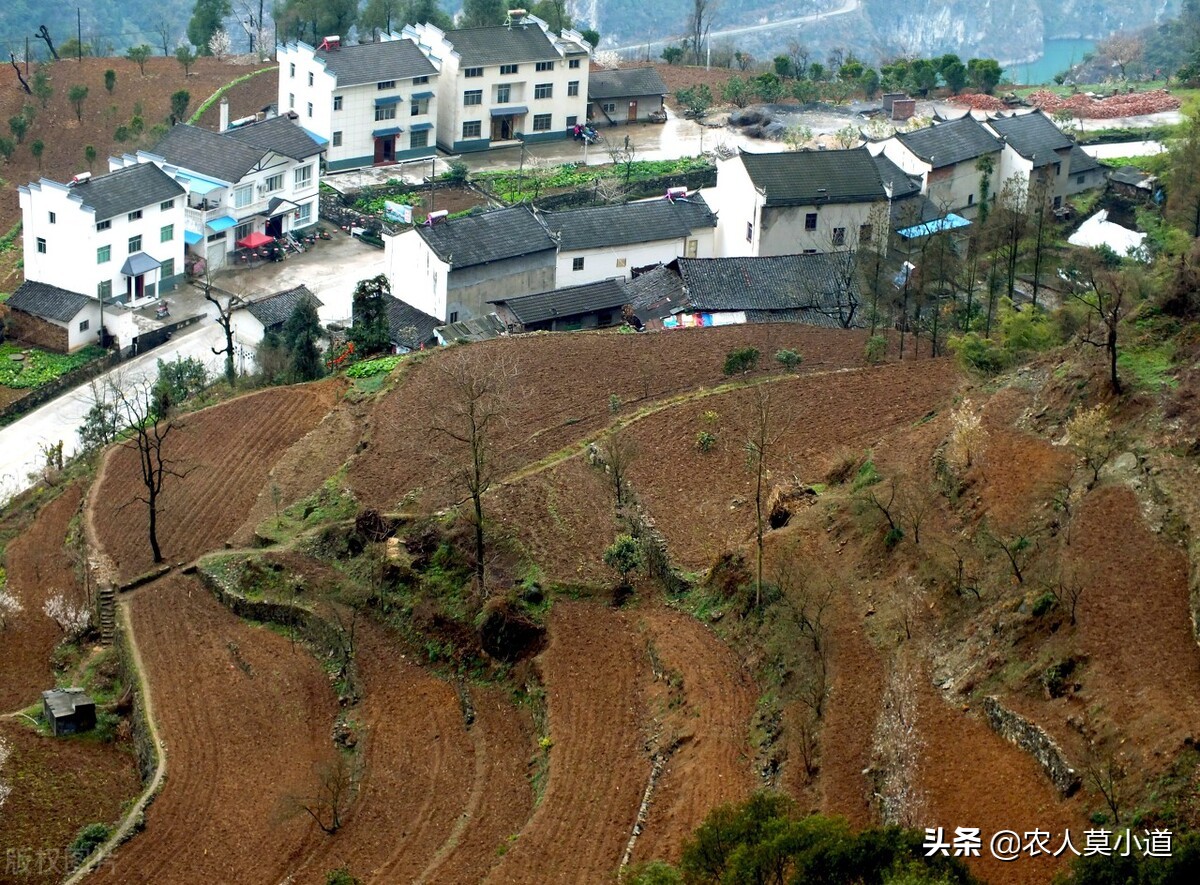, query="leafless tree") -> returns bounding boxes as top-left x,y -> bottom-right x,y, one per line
1097,32 -> 1144,80
289,752 -> 358,834
154,18 -> 173,55
864,475 -> 903,545
1081,738 -> 1127,825
1048,566 -> 1087,626
1067,258 -> 1135,395
687,0 -> 720,65
203,272 -> 245,387
983,525 -> 1034,585
899,478 -> 933,546
745,387 -> 781,609
599,428 -> 638,509
795,710 -> 820,779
